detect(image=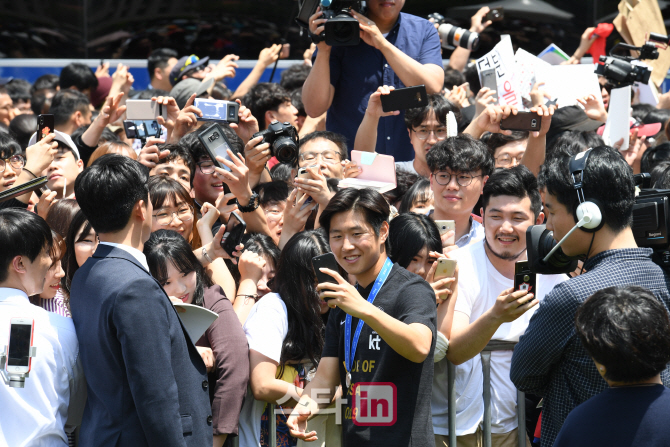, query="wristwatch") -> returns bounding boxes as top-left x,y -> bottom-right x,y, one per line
236,192 -> 260,213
